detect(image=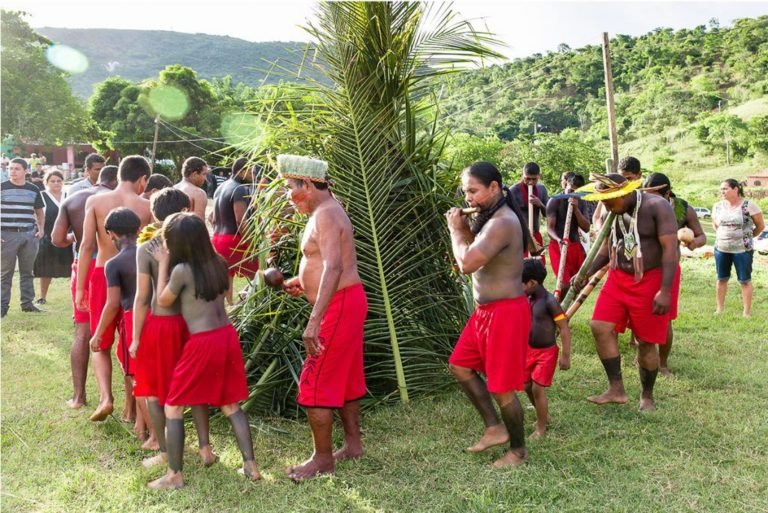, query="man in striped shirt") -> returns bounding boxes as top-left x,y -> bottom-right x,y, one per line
1,158 -> 45,317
